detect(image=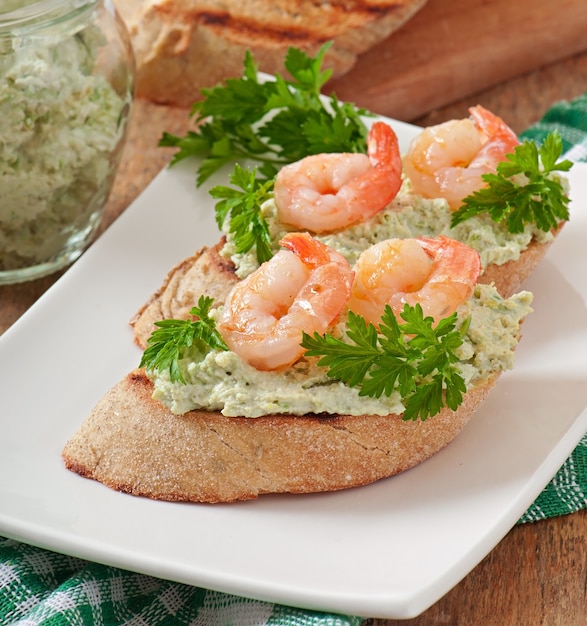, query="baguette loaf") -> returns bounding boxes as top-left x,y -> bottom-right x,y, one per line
112,0 -> 428,106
